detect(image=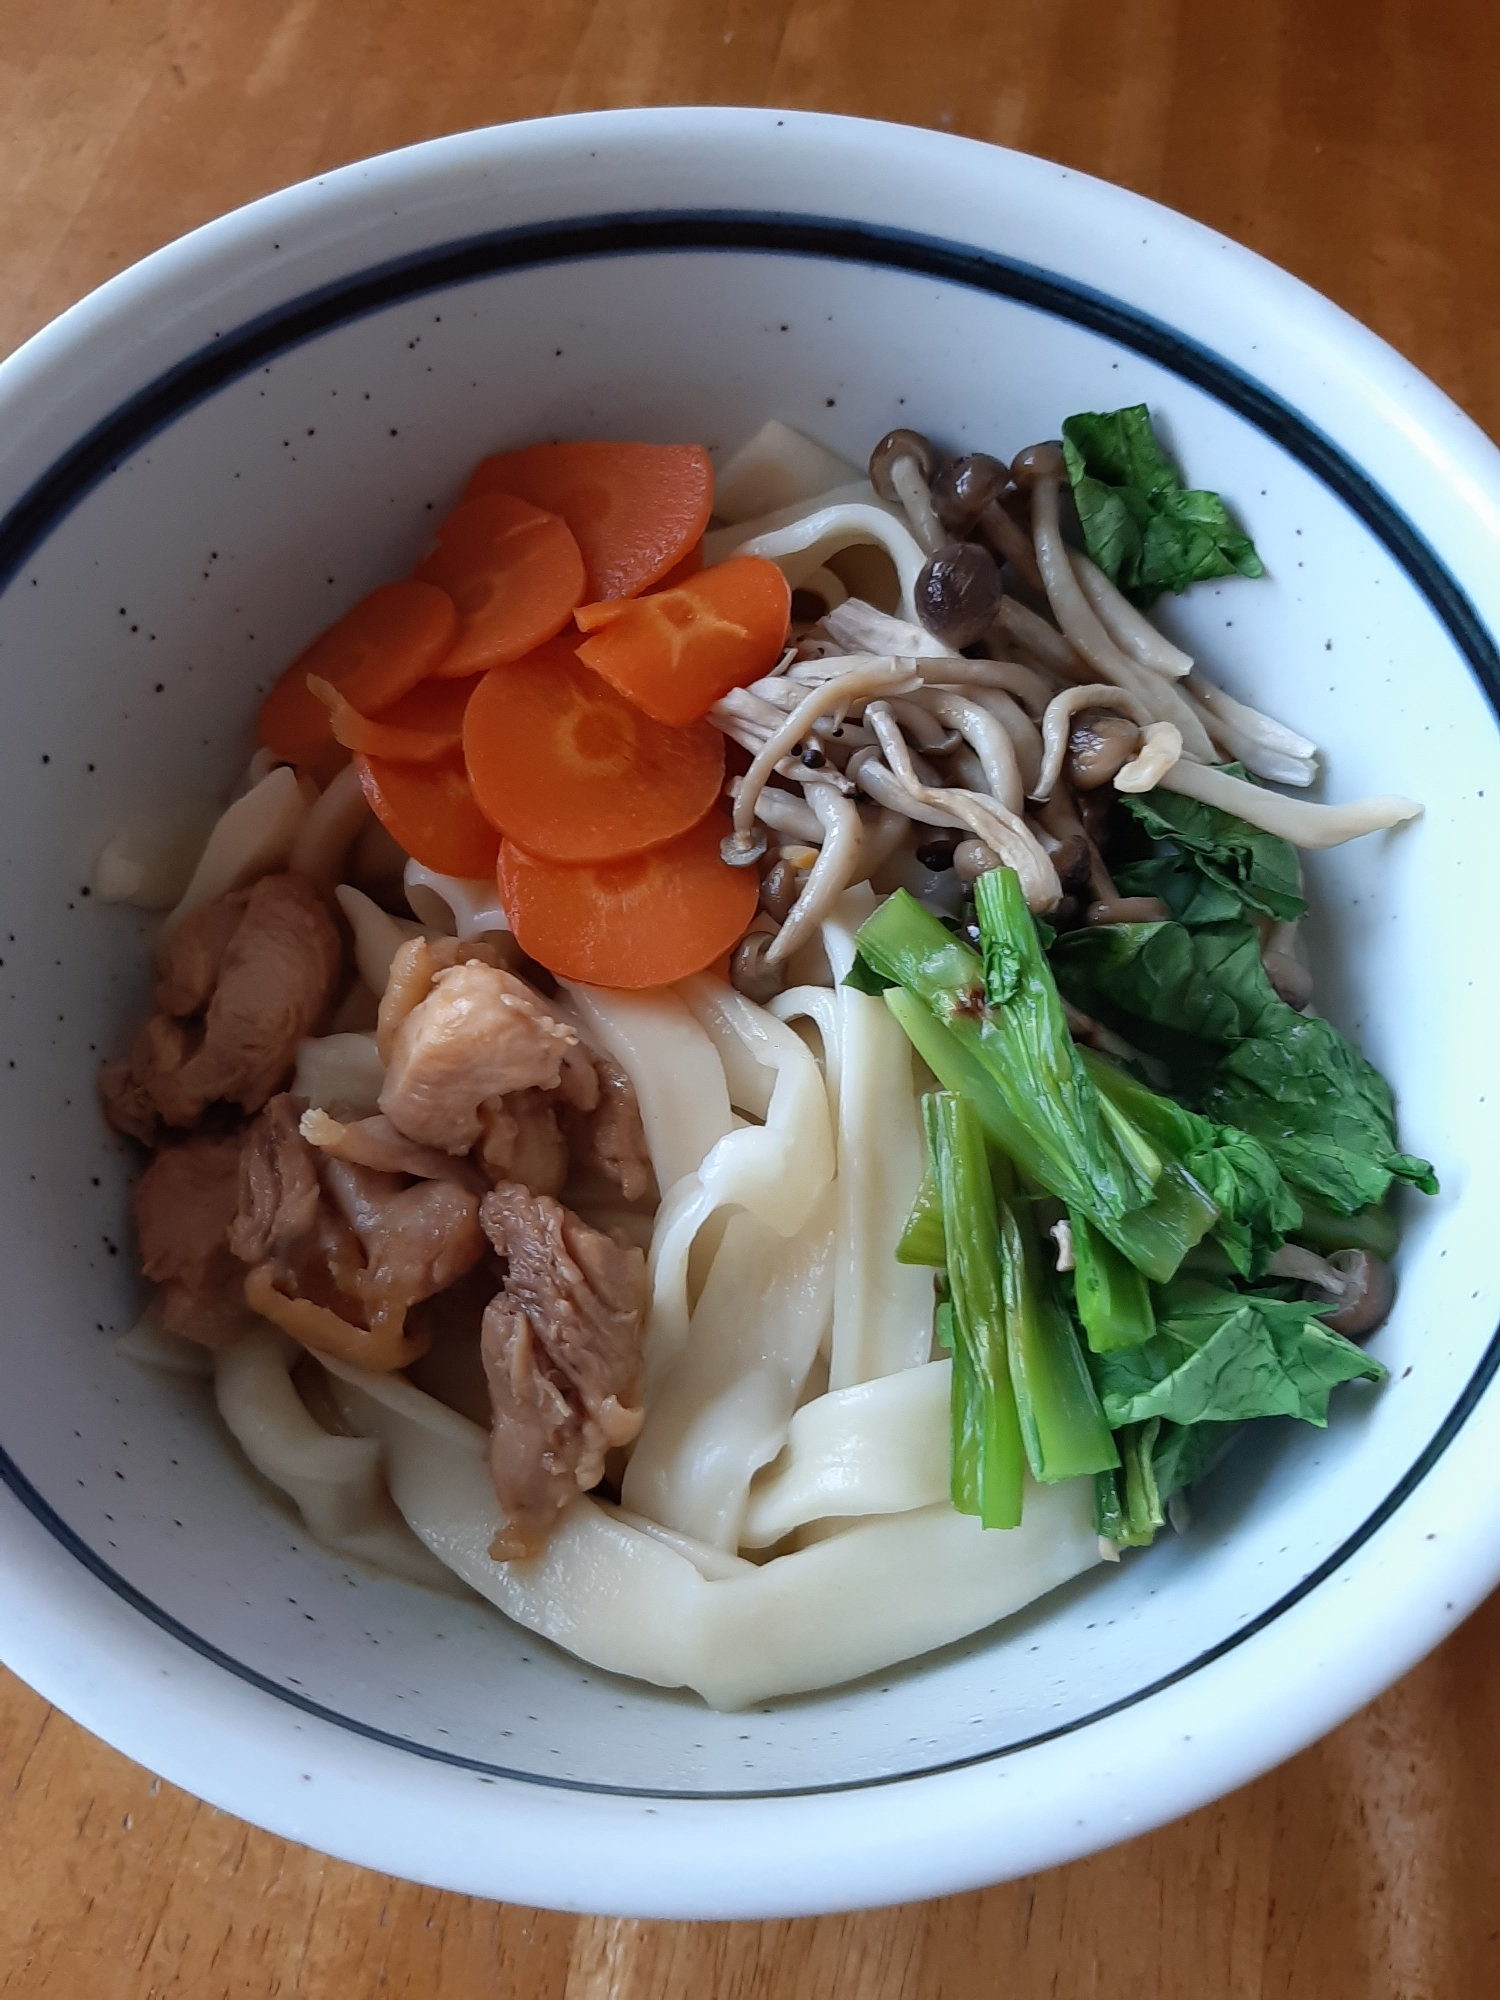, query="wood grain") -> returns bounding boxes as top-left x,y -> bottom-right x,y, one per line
0,0 -> 1495,1990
